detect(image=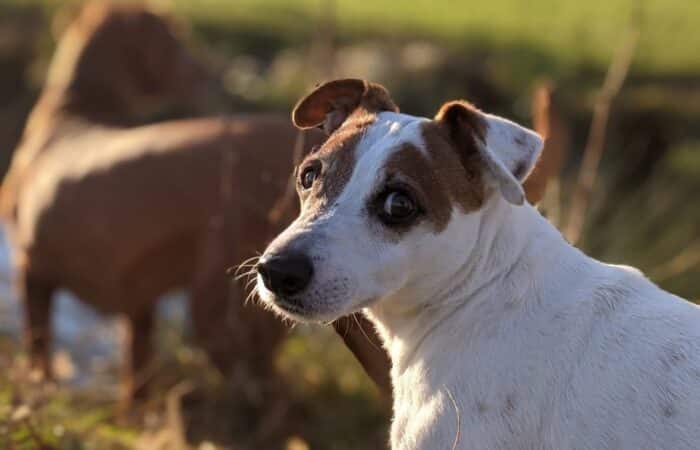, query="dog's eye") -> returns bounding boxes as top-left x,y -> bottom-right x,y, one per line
380,190 -> 418,225
300,166 -> 318,190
